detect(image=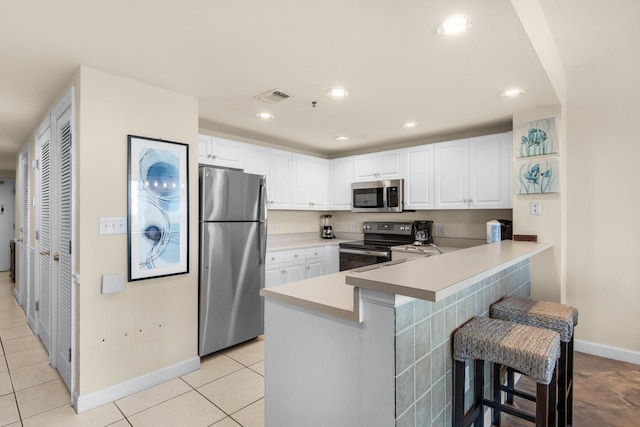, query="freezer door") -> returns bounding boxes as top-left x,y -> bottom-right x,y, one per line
199,221 -> 266,356
200,166 -> 267,222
